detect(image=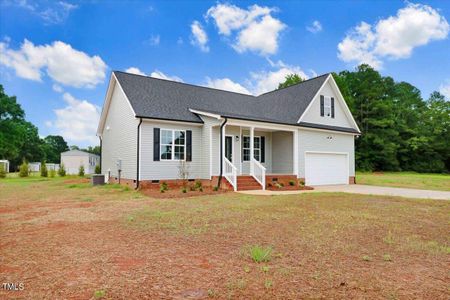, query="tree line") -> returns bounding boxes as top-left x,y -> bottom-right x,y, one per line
0,85 -> 99,171
280,65 -> 449,173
